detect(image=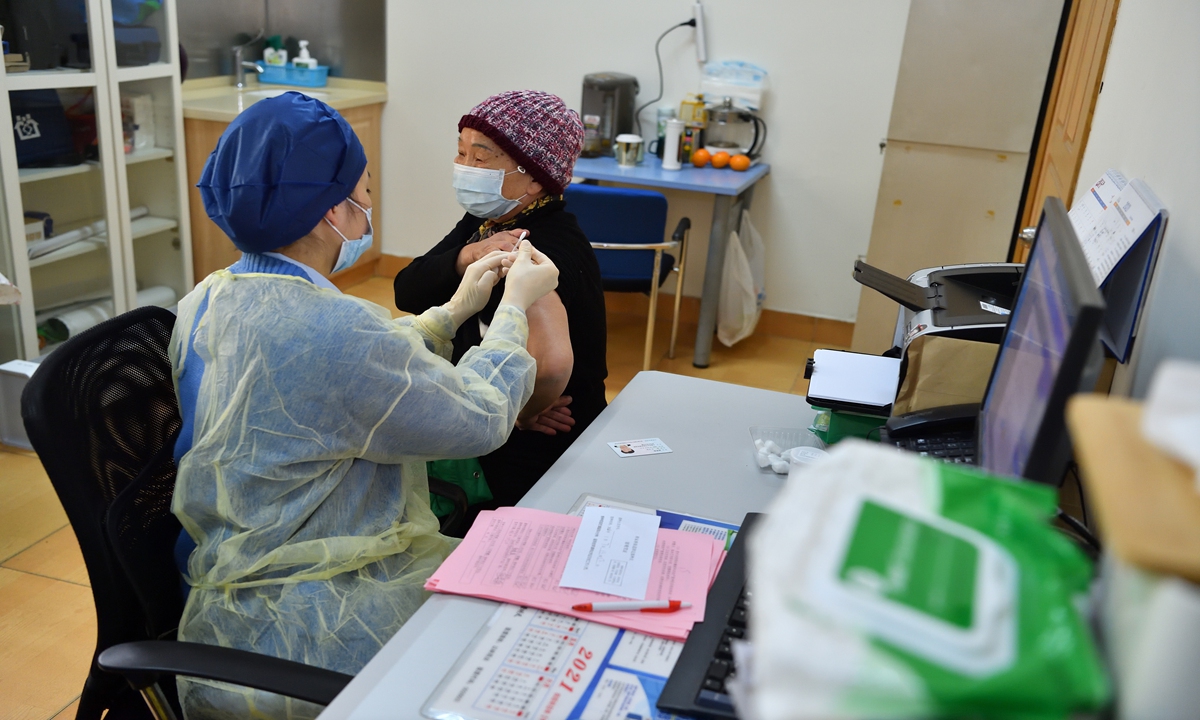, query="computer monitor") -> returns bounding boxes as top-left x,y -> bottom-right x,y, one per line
977,196 -> 1105,485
